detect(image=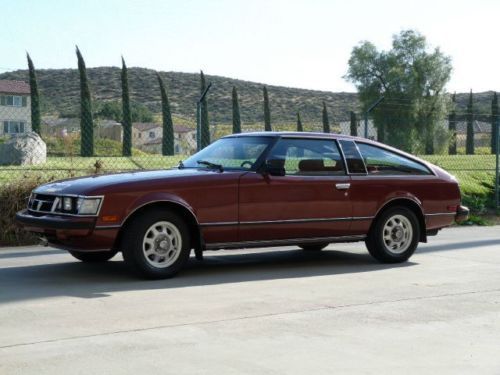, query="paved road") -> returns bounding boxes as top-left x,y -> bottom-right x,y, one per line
1,226 -> 499,374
